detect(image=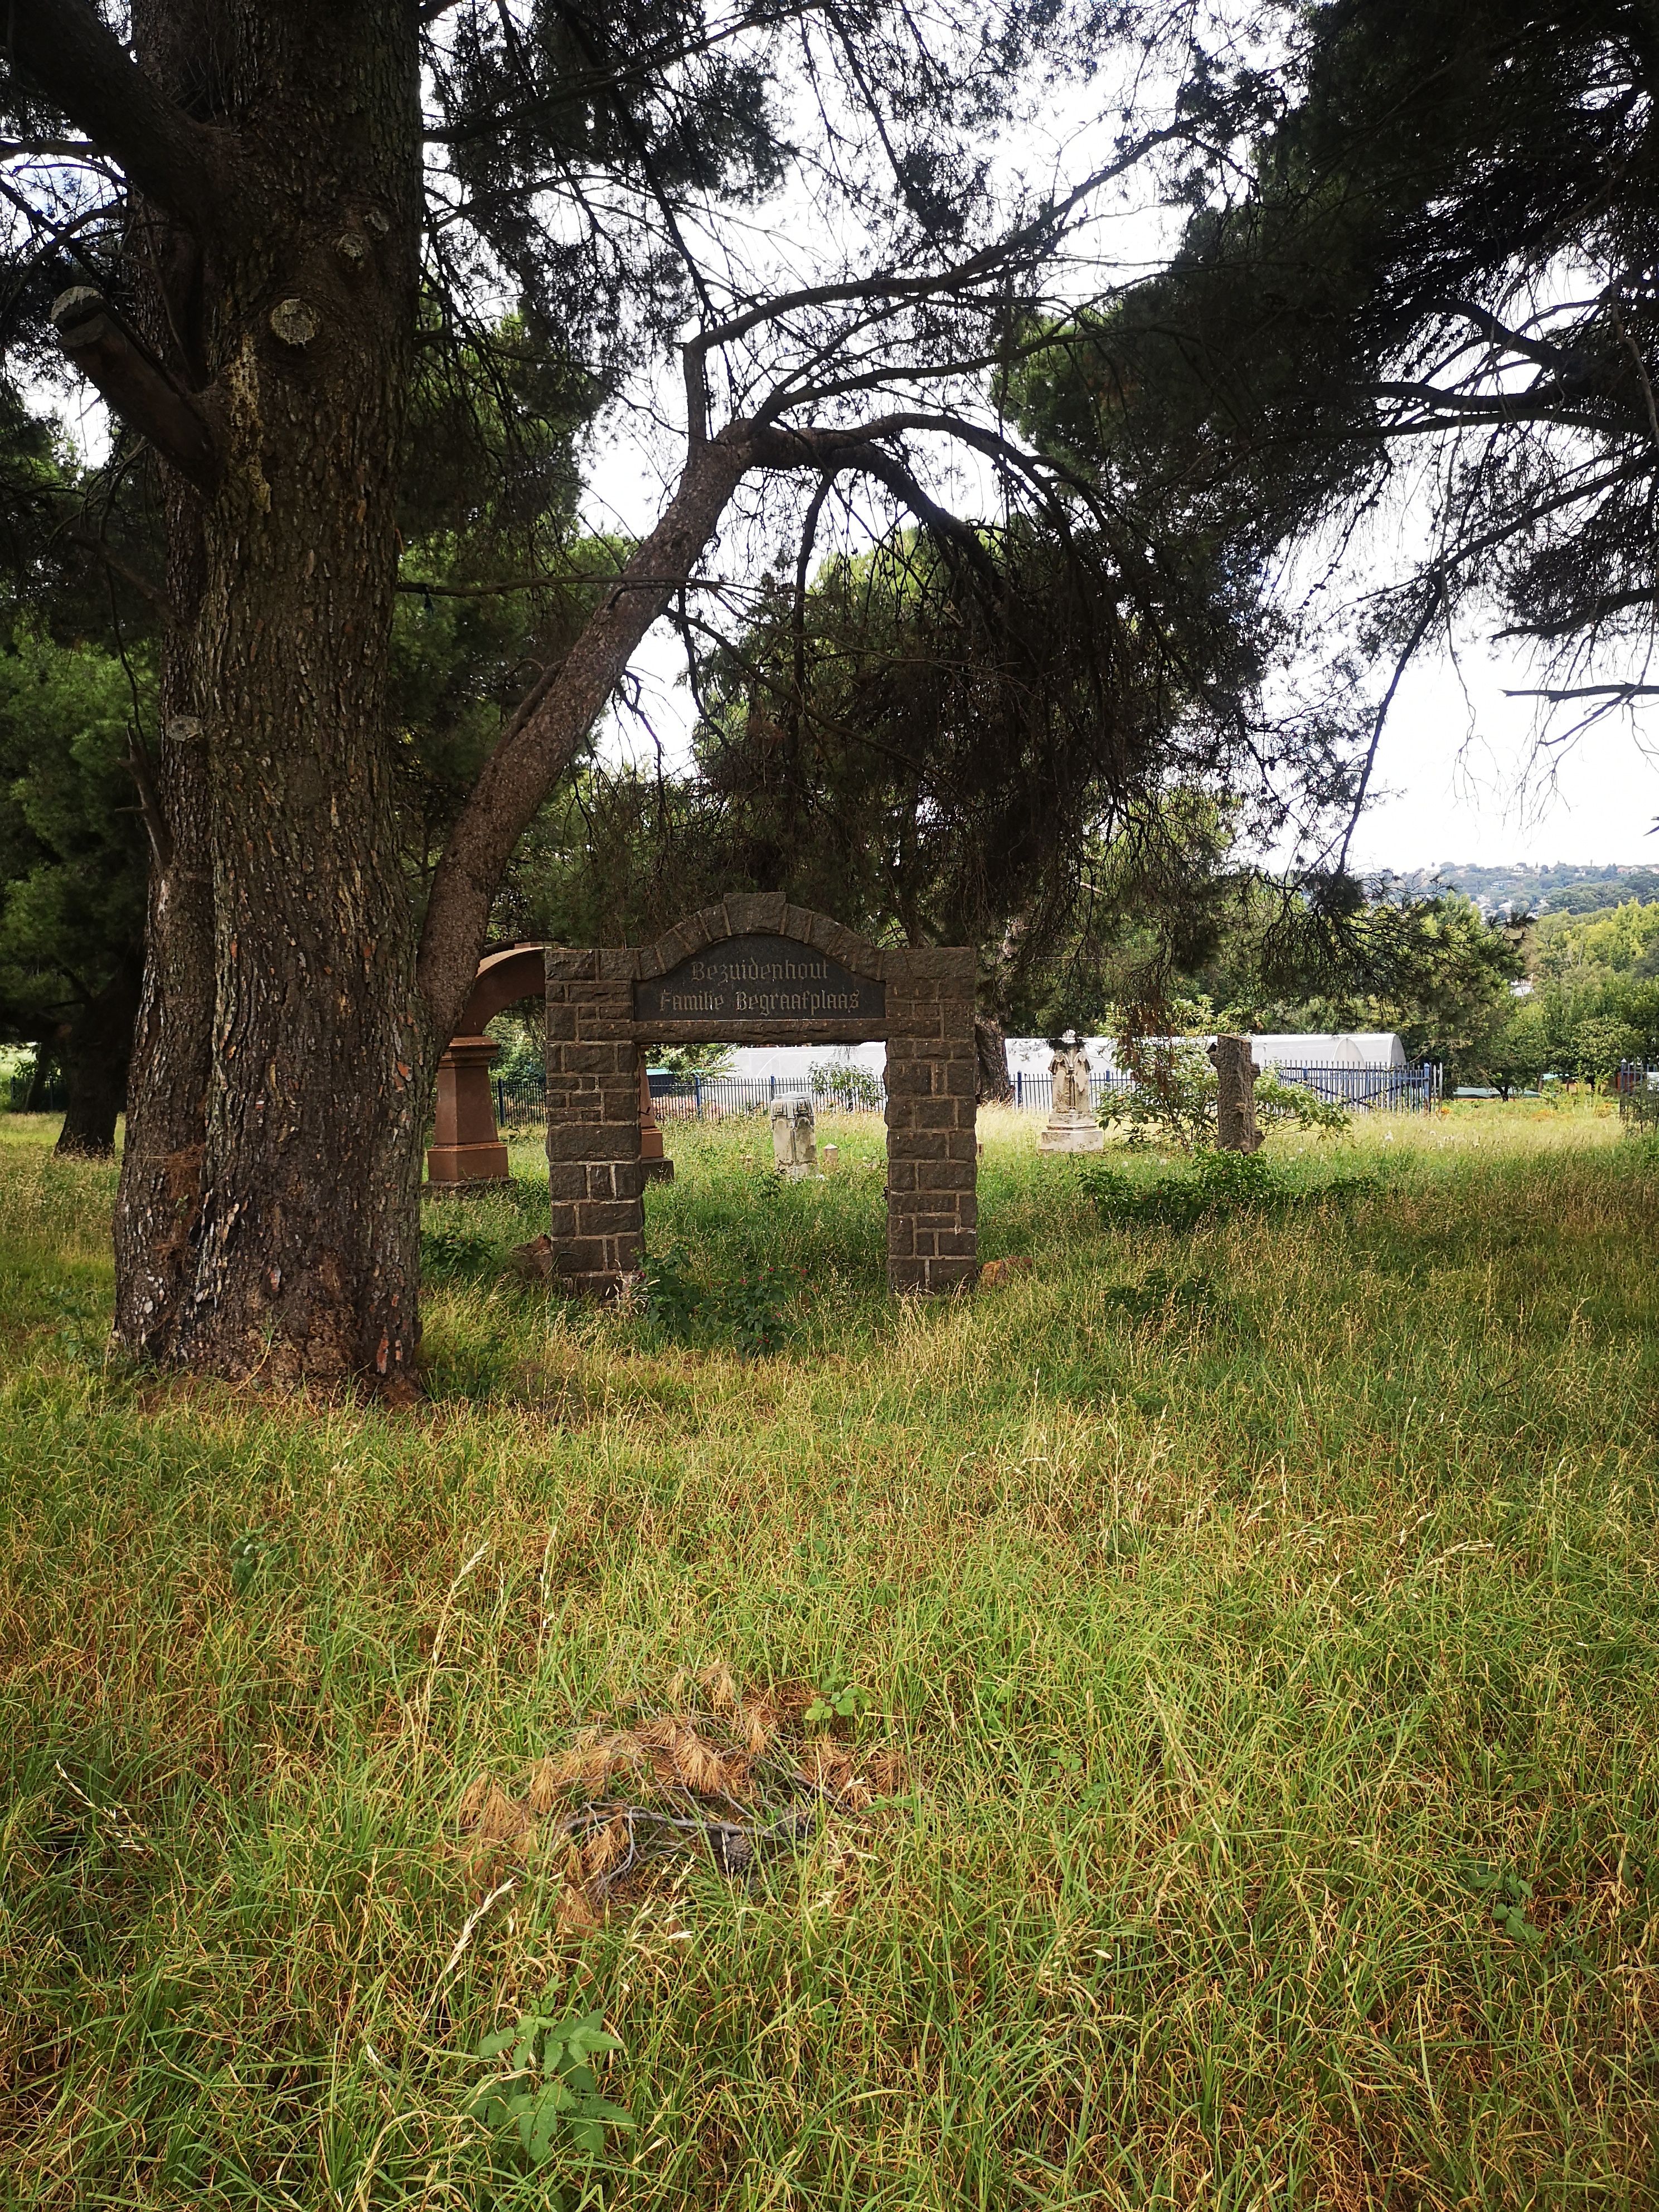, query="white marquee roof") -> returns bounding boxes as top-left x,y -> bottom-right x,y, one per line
695,1031 -> 1408,1083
